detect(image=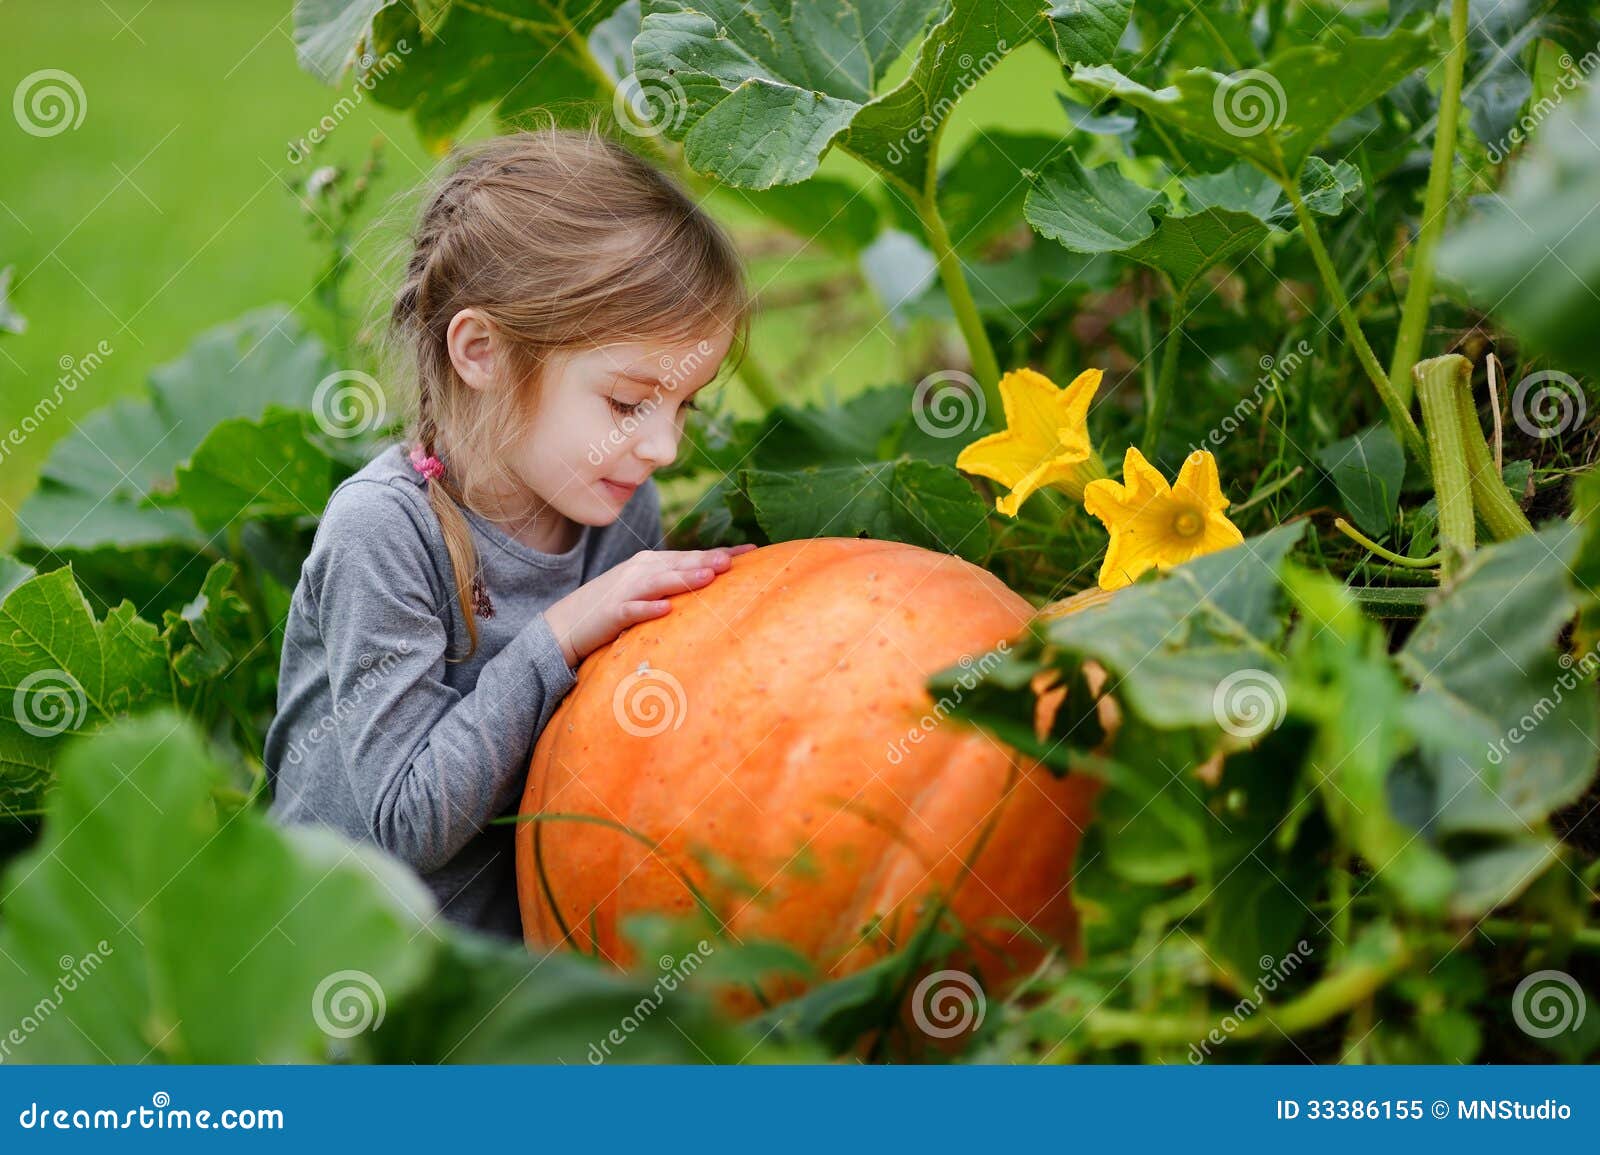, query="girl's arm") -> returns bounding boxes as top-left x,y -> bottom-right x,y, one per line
306,481 -> 576,874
